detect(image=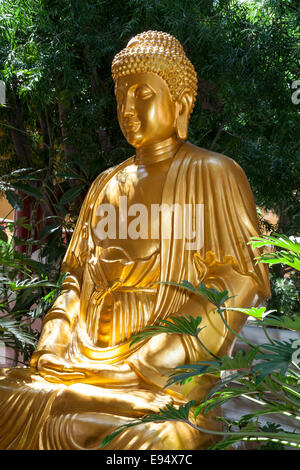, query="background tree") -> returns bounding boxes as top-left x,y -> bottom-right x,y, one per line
0,0 -> 299,347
